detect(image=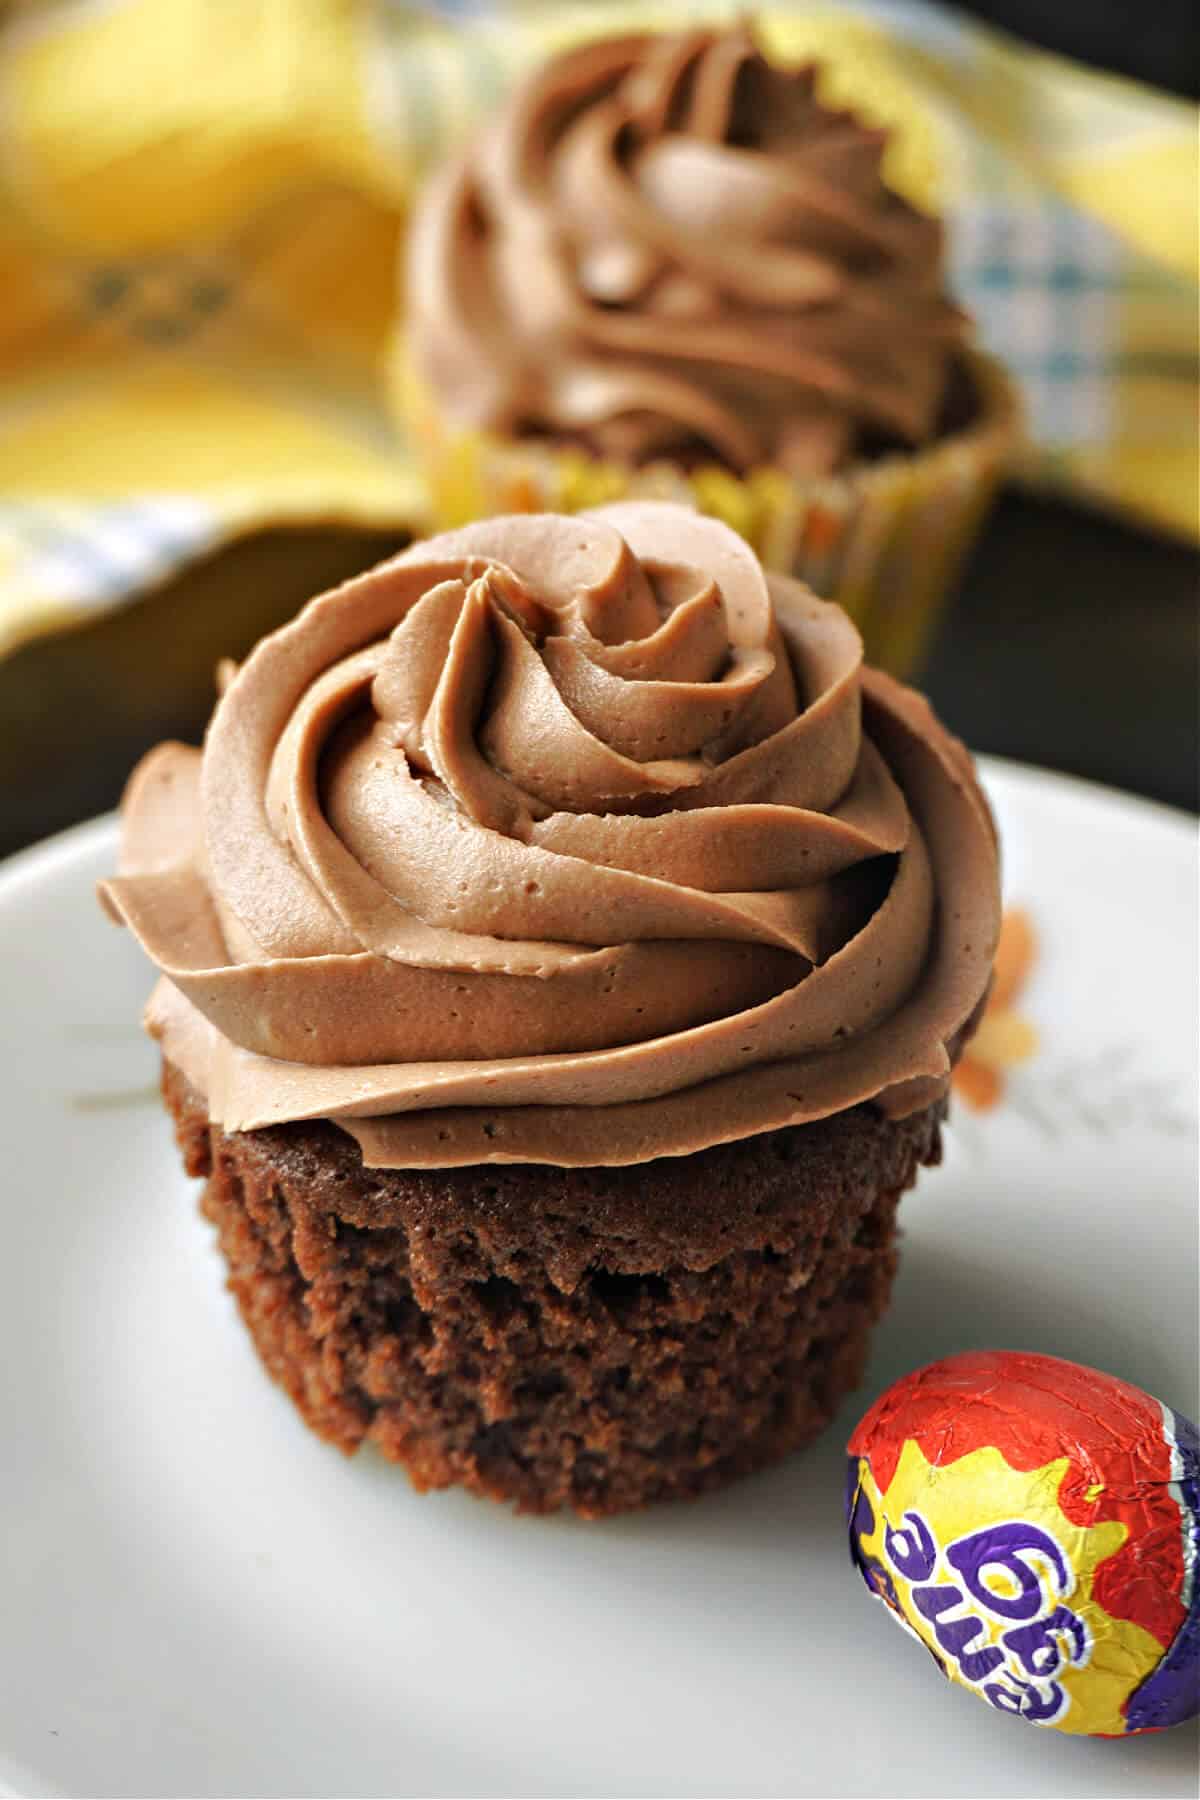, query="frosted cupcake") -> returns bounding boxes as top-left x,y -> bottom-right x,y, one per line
101,502 -> 1000,1515
399,22 -> 1019,675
